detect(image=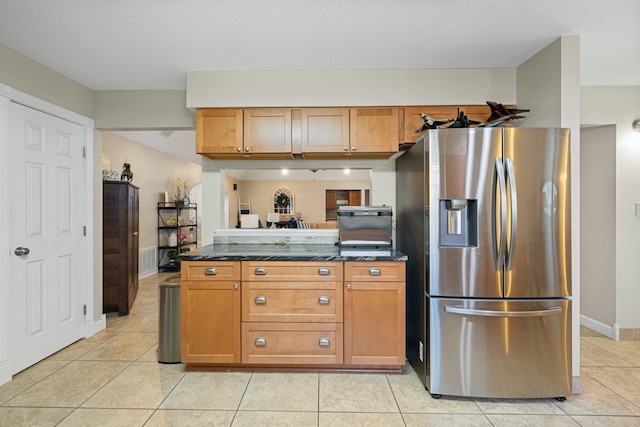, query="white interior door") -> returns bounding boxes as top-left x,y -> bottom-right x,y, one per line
8,101 -> 85,374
